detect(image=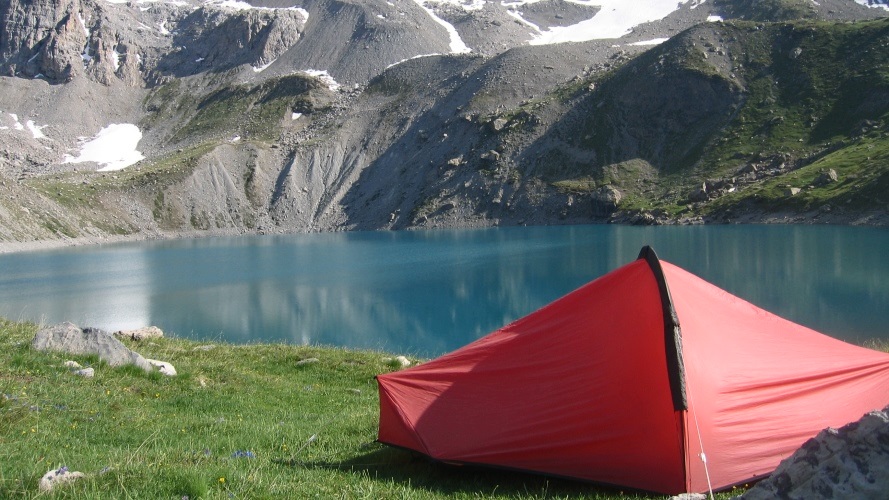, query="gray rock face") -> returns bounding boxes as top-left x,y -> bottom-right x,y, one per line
31,322 -> 152,371
1,0 -> 88,81
592,185 -> 622,216
738,405 -> 889,500
37,6 -> 88,82
154,6 -> 306,78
